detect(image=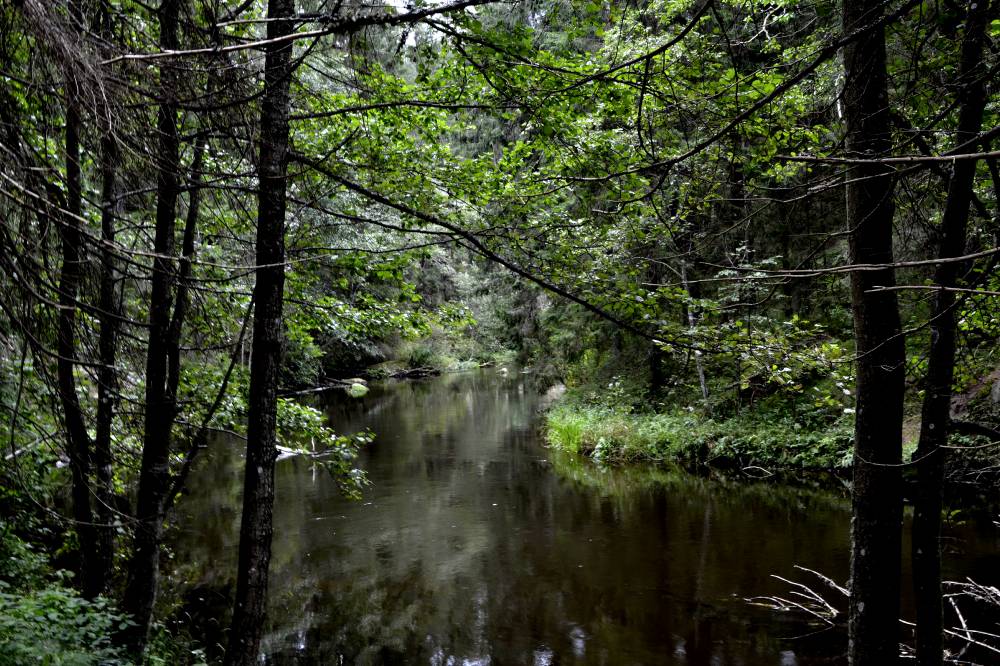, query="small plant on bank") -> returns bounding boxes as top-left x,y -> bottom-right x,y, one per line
0,528 -> 132,665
